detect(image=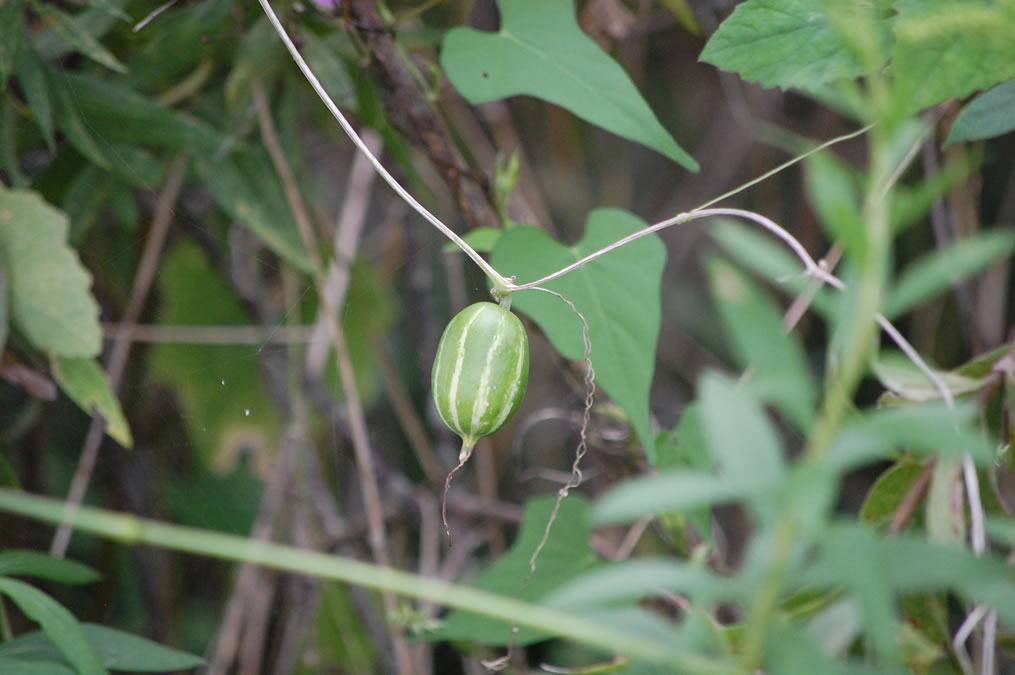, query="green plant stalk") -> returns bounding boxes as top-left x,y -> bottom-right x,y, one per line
0,488 -> 742,675
738,127 -> 896,668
